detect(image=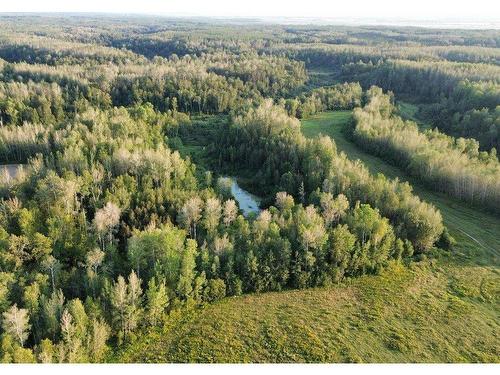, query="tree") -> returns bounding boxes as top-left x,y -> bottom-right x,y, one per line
328,224 -> 356,279
7,235 -> 30,270
298,181 -> 305,204
42,255 -> 61,292
204,279 -> 226,302
222,199 -> 238,226
145,278 -> 169,327
30,233 -> 52,262
34,172 -> 78,216
109,271 -> 143,342
109,275 -> 128,340
2,304 -> 31,347
36,338 -> 55,363
22,281 -> 42,342
254,210 -> 272,233
0,272 -> 14,314
85,248 -> 105,276
178,197 -> 203,239
436,227 -> 456,250
347,203 -> 383,245
85,166 -> 105,207
176,239 -> 198,300
216,177 -> 233,199
320,193 -> 349,227
41,289 -> 65,341
128,225 -> 185,285
275,192 -> 294,212
203,197 -> 222,236
66,299 -> 89,342
213,234 -> 232,255
127,271 -> 143,331
87,318 -> 110,363
59,308 -> 84,362
298,205 -> 328,252
94,202 -> 121,249
0,333 -> 35,363
85,248 -> 105,297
